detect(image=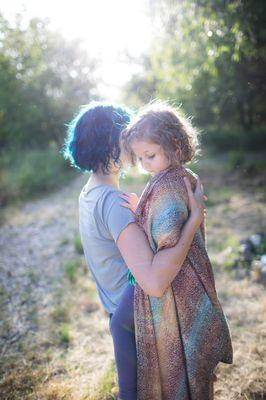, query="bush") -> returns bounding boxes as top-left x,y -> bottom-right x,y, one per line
0,145 -> 77,206
201,126 -> 266,152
